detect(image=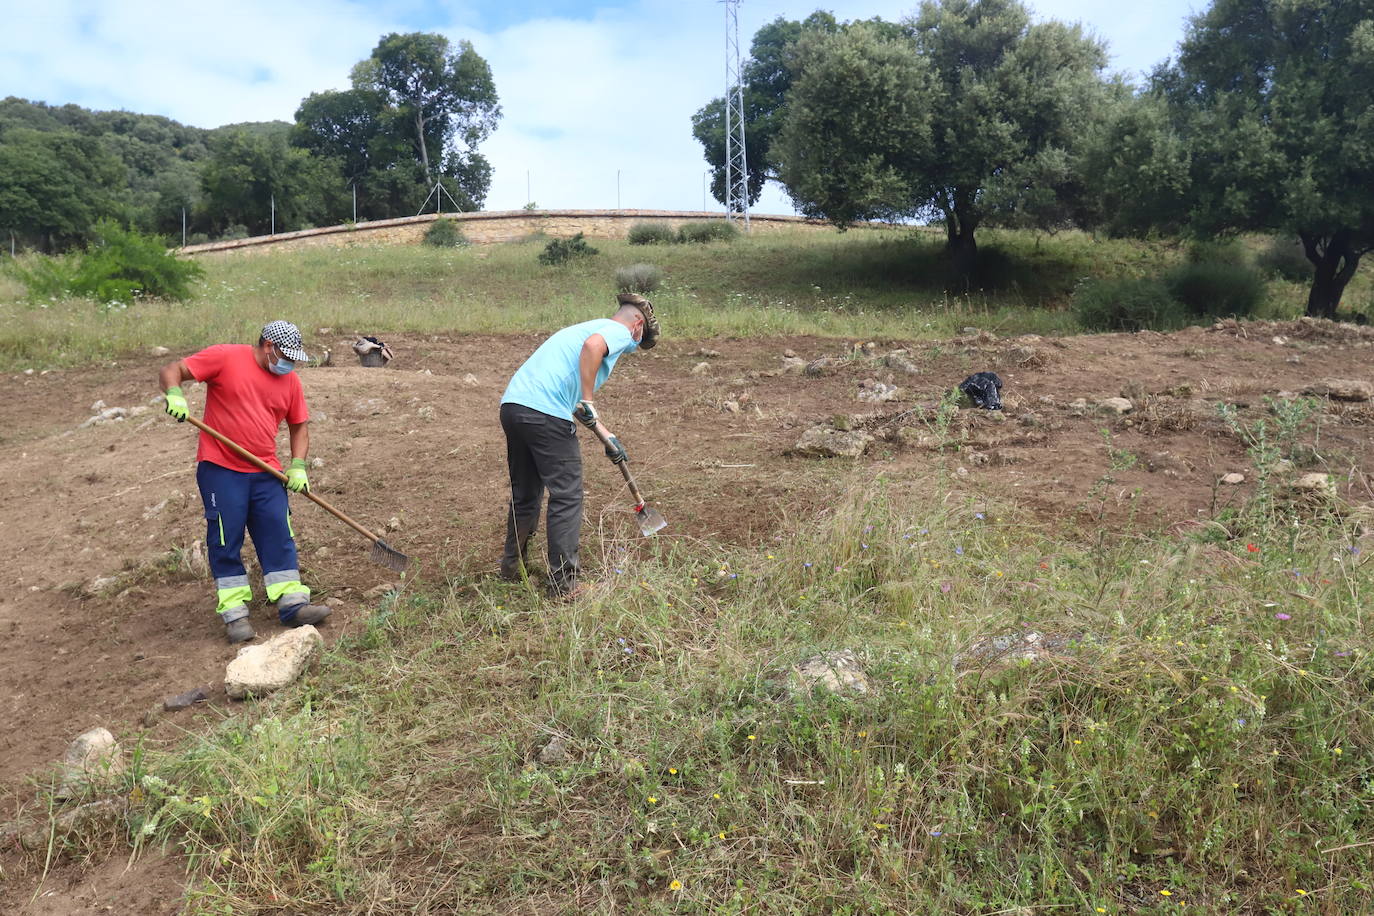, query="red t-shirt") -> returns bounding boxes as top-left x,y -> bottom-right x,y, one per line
183,344 -> 308,473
